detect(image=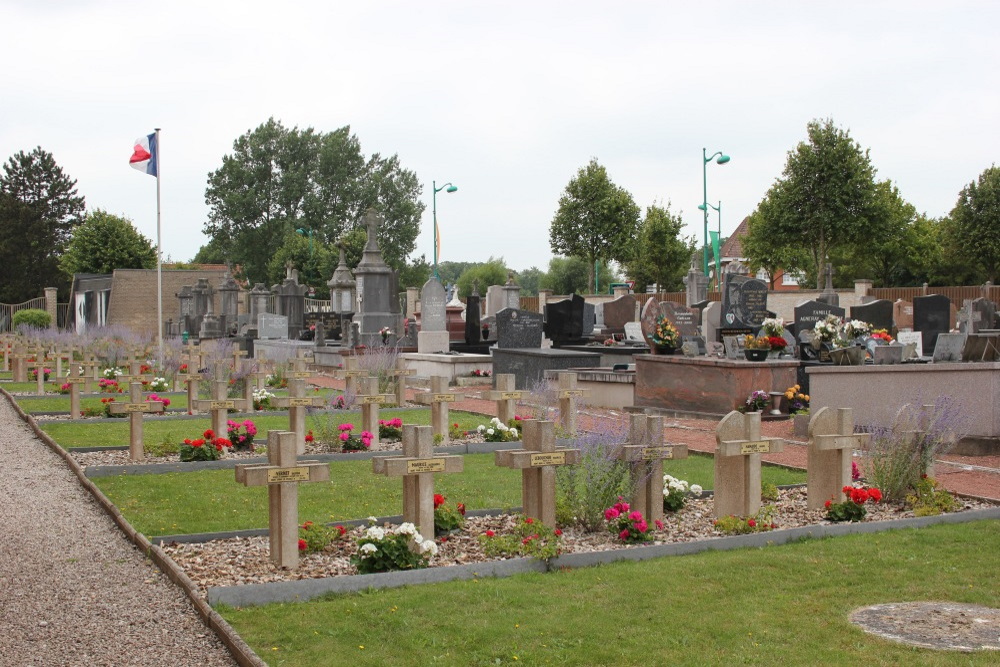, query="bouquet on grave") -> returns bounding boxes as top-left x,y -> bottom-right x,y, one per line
740,389 -> 770,413
839,318 -> 871,343
605,498 -> 661,543
378,417 -> 403,440
783,384 -> 810,414
650,316 -> 681,348
337,423 -> 373,452
227,419 -> 257,451
760,317 -> 785,338
743,334 -> 771,350
180,428 -> 233,462
476,417 -> 520,442
813,314 -> 842,344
